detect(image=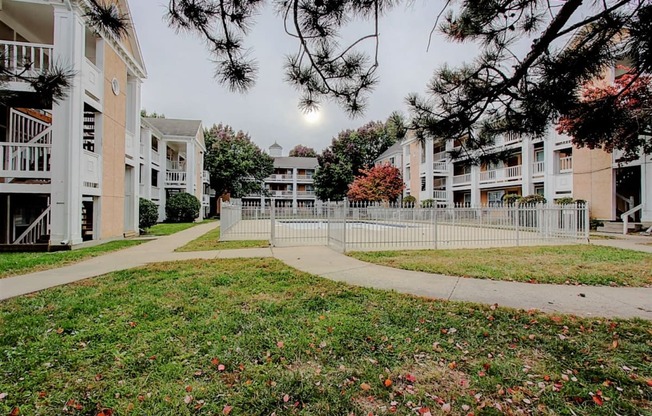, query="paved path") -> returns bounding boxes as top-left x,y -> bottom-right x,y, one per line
1,226 -> 651,320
